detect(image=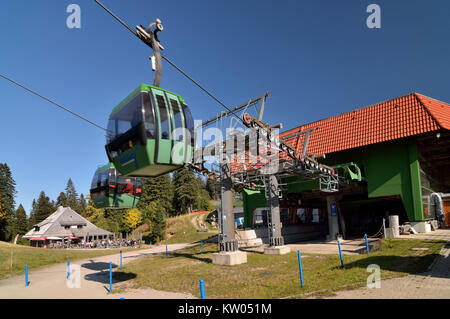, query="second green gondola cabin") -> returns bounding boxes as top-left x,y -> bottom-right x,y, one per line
90,163 -> 142,209
105,84 -> 194,177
